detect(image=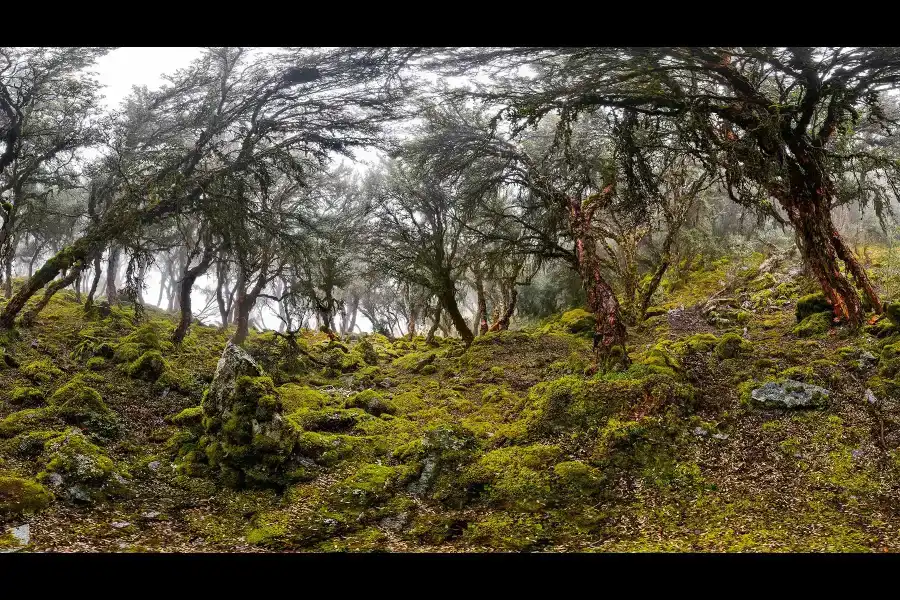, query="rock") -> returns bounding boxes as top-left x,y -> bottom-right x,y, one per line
181,341 -> 298,488
46,473 -> 64,486
147,461 -> 161,472
692,427 -> 708,437
860,351 -> 878,369
379,512 -> 410,533
0,524 -> 30,553
750,380 -> 830,409
141,511 -> 161,520
865,388 -> 879,405
111,521 -> 131,529
712,433 -> 730,440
